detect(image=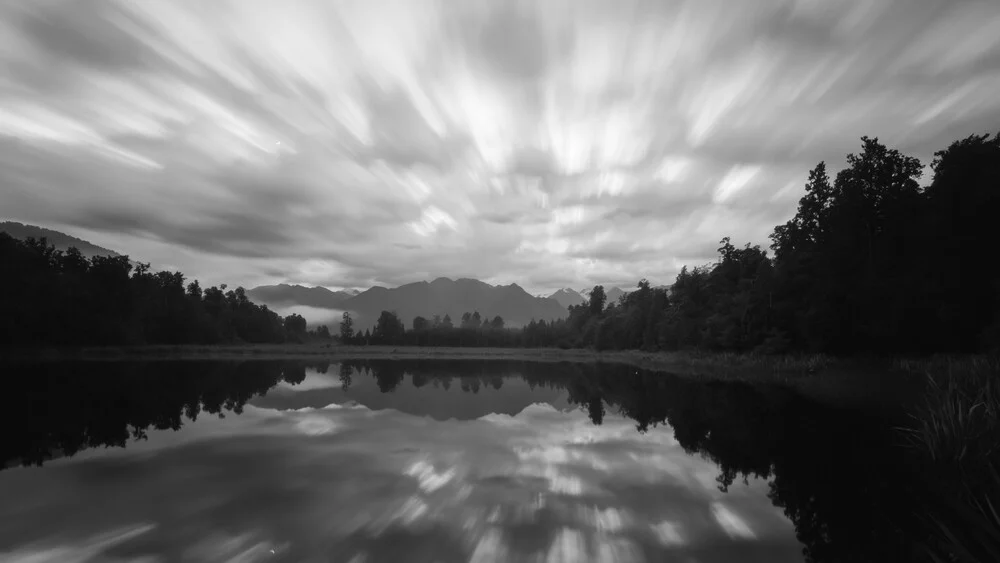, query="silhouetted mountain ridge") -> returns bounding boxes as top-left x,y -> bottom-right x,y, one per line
0,221 -> 121,259
343,277 -> 567,331
248,284 -> 354,309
